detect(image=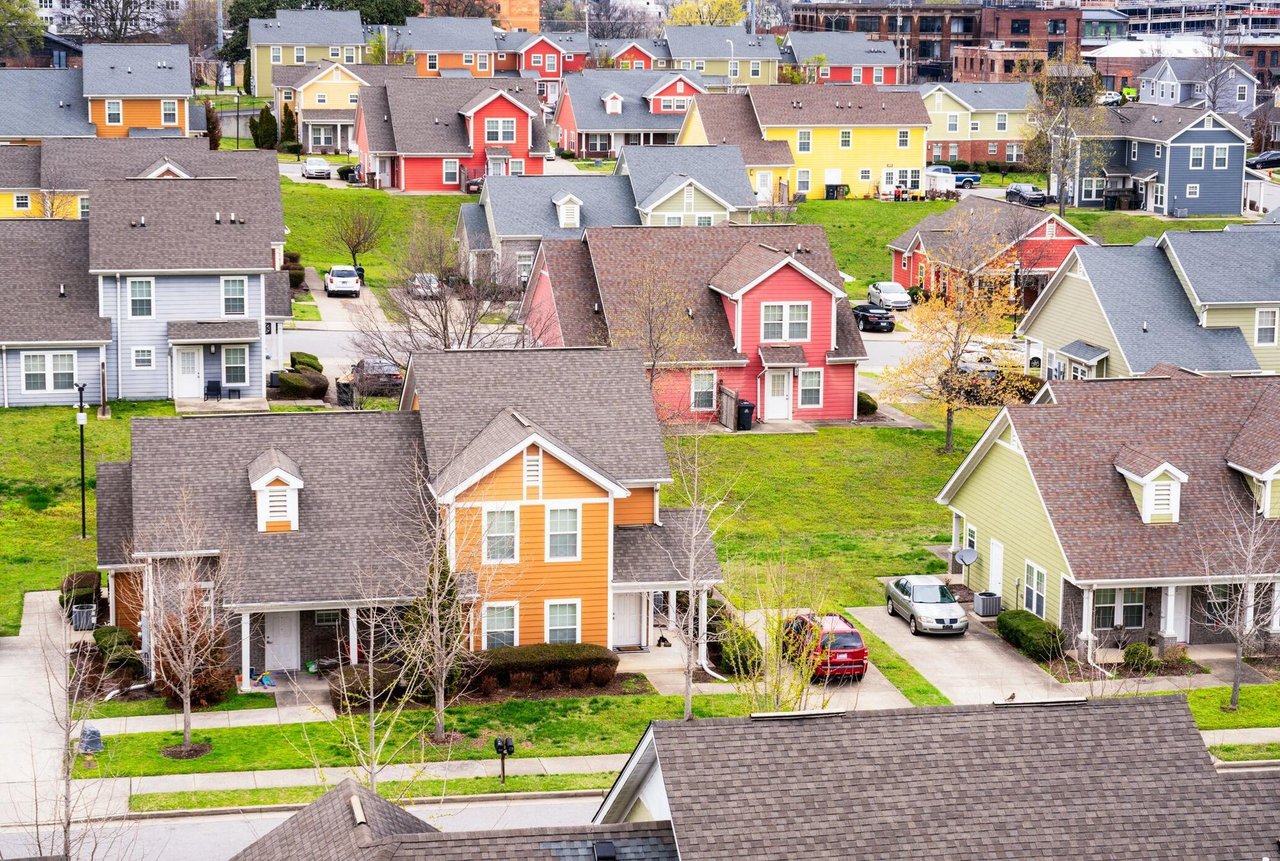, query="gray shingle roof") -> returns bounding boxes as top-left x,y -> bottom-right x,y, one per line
663,25 -> 776,60
248,10 -> 366,47
0,70 -> 96,138
1057,338 -> 1109,363
0,220 -> 110,344
1073,245 -> 1258,373
365,821 -> 678,860
641,697 -> 1280,859
1090,102 -> 1250,142
784,31 -> 902,67
123,412 -> 428,605
357,84 -> 395,152
34,138 -> 276,189
271,62 -> 413,91
1142,56 -> 1253,82
923,81 -> 1037,112
0,145 -> 40,188
95,462 -> 133,567
374,77 -> 547,156
521,238 -> 610,346
88,177 -> 286,272
391,16 -> 497,52
750,83 -> 929,127
686,93 -> 793,167
613,509 -> 722,585
1159,229 -> 1280,303
887,196 -> 1056,264
561,70 -> 706,132
81,44 -> 192,97
409,348 -> 672,485
167,320 -> 262,343
457,202 -> 492,250
483,175 -> 639,239
247,447 -> 301,483
265,270 -> 292,318
618,144 -> 755,210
